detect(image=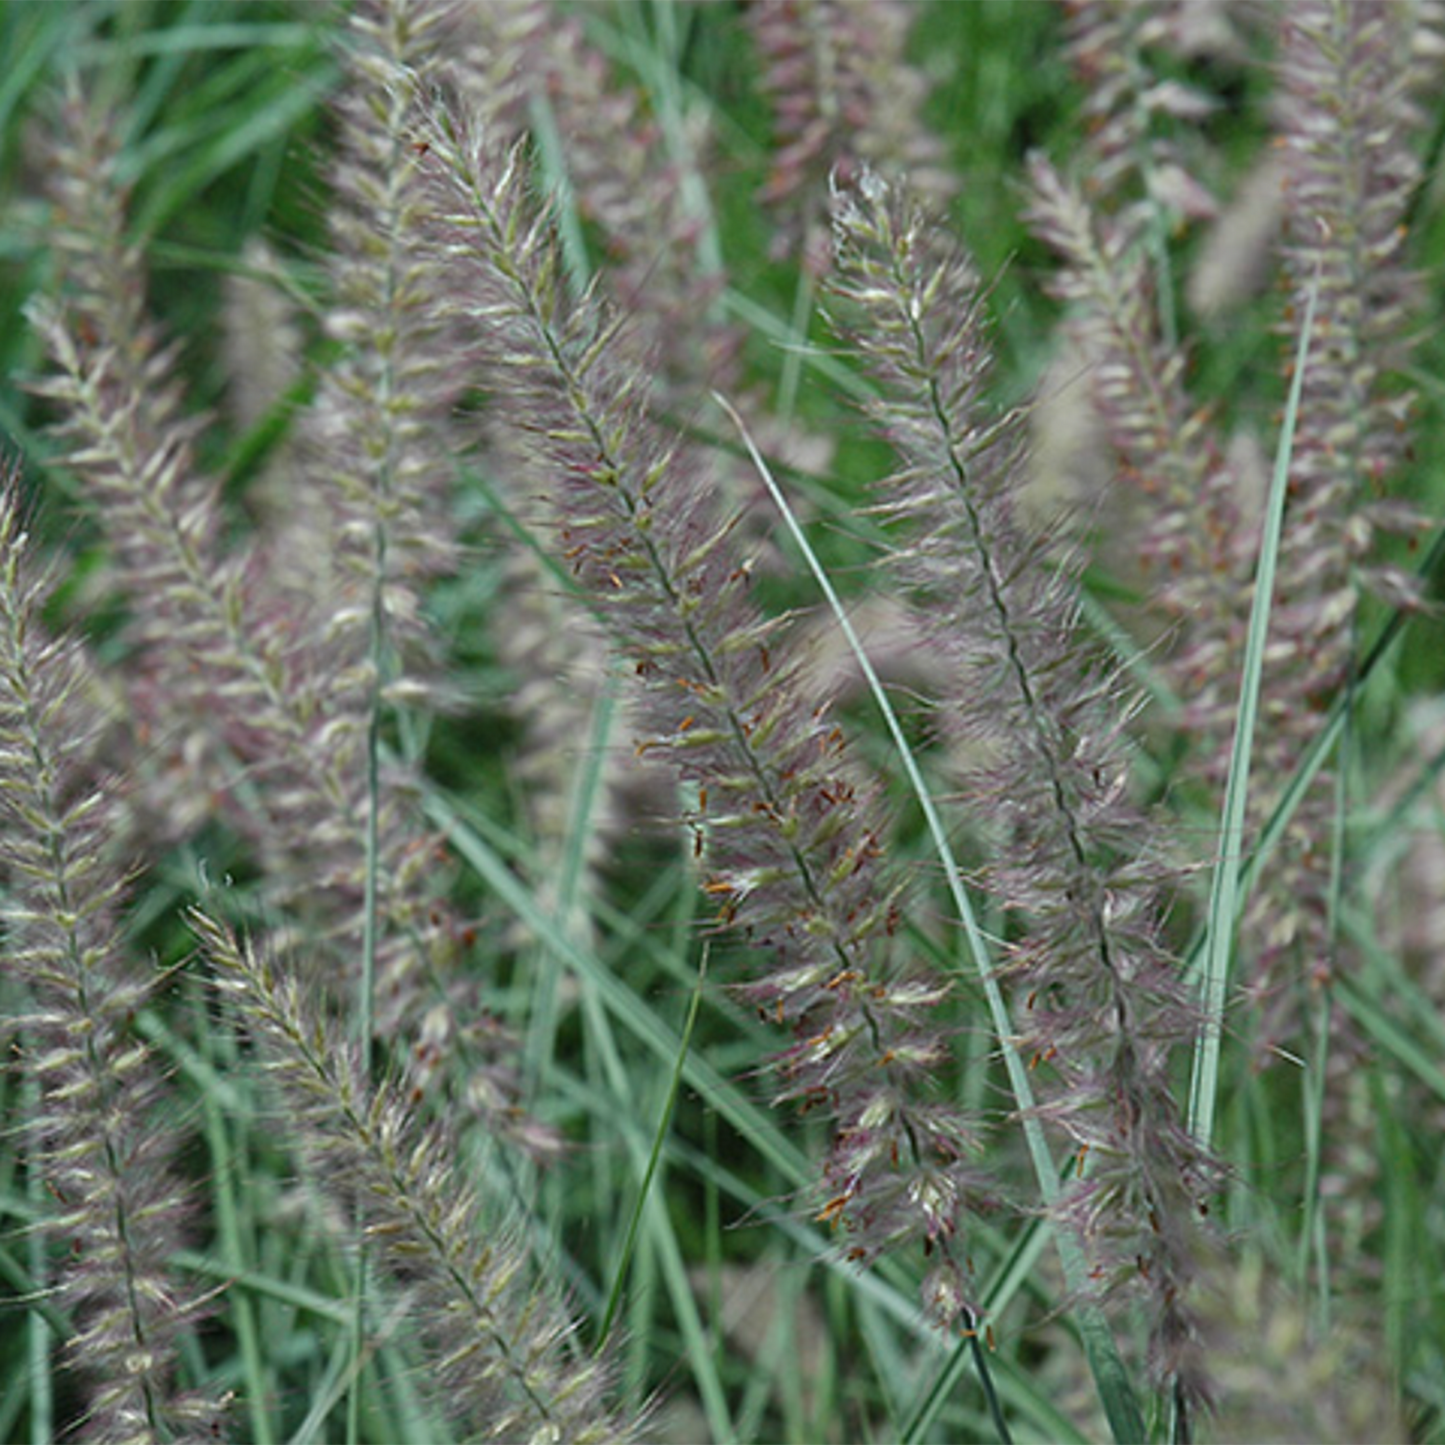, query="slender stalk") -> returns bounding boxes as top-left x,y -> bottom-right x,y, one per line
1188,272 -> 1319,1151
